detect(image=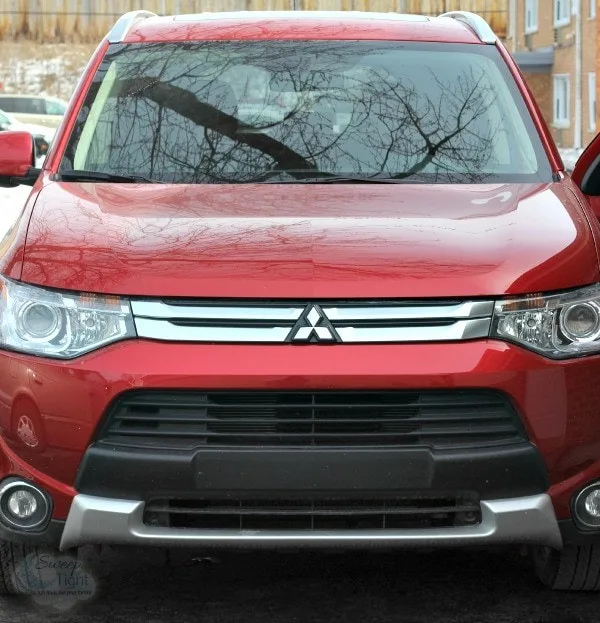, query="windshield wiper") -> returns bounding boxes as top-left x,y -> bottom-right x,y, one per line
58,170 -> 166,184
282,176 -> 416,184
256,170 -> 417,184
